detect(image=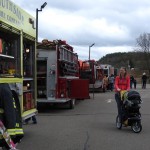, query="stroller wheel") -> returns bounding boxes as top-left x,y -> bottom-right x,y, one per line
131,122 -> 142,133
116,115 -> 122,129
